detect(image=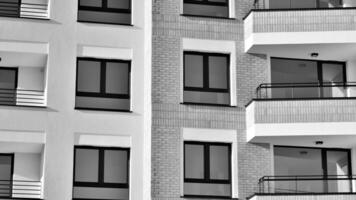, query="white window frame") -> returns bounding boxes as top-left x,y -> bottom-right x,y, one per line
181,128 -> 238,198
